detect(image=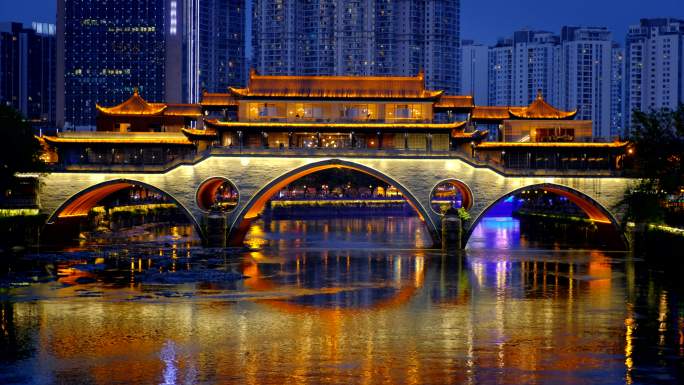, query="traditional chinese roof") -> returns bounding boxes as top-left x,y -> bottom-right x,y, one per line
96,89 -> 167,116
228,69 -> 443,100
201,92 -> 239,107
181,128 -> 219,140
434,95 -> 474,109
204,119 -> 466,131
164,104 -> 203,117
471,106 -> 515,121
452,130 -> 488,140
474,141 -> 628,150
509,91 -> 577,120
40,132 -> 193,146
96,90 -> 202,117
